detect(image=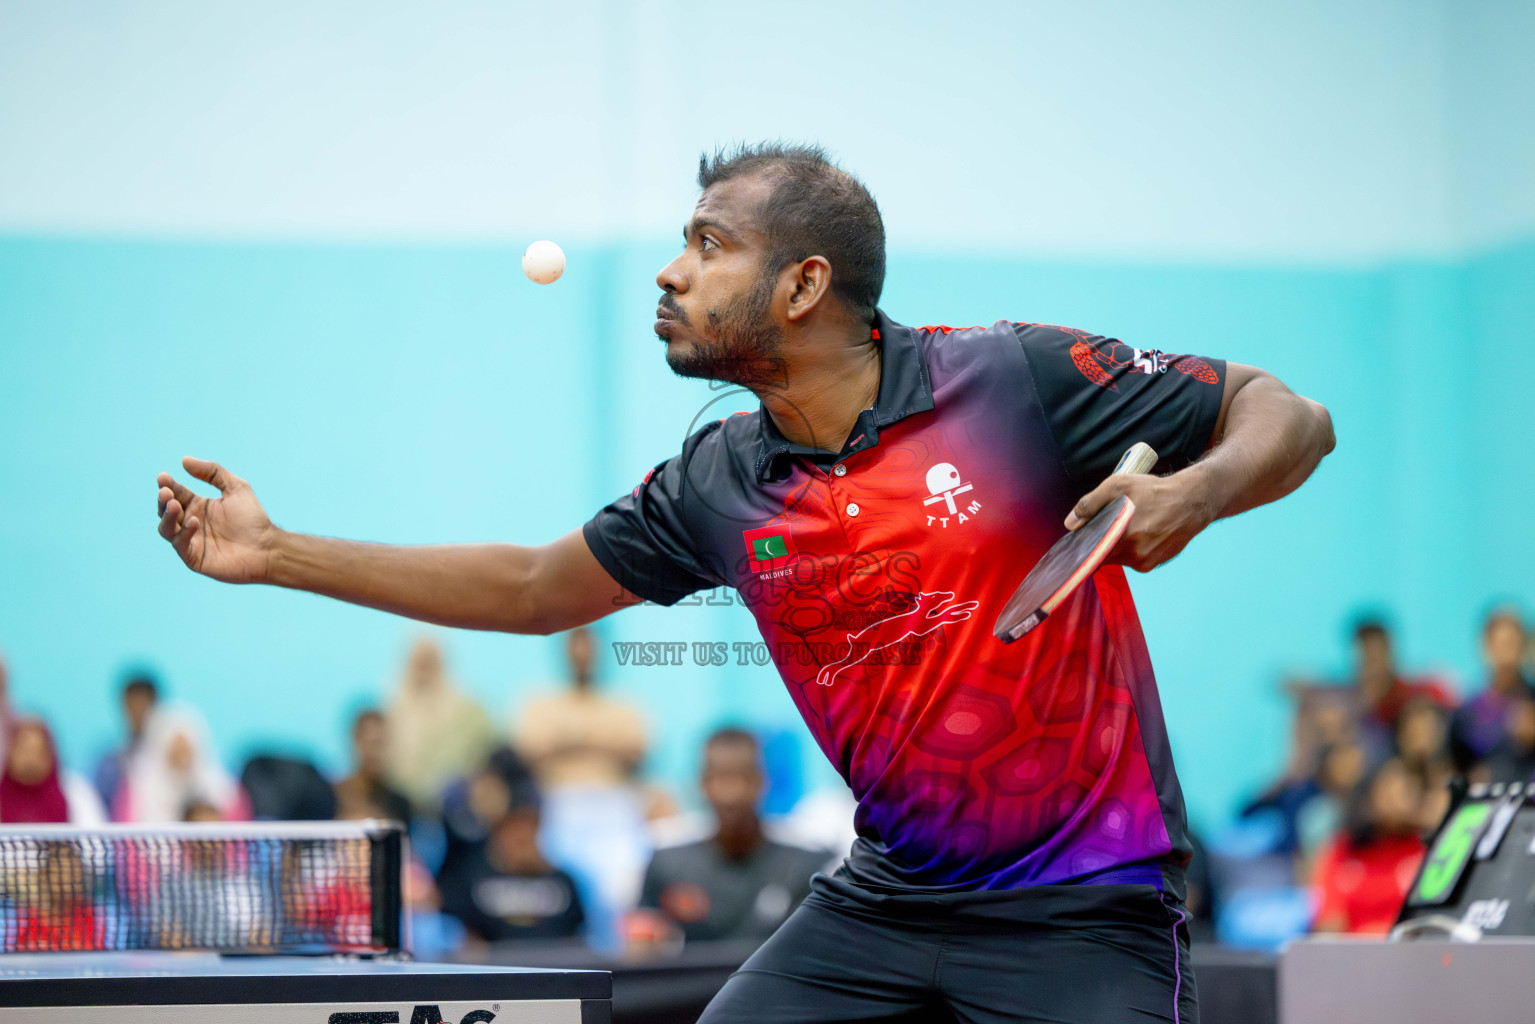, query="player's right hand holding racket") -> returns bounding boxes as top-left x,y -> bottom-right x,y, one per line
156,457 -> 278,584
